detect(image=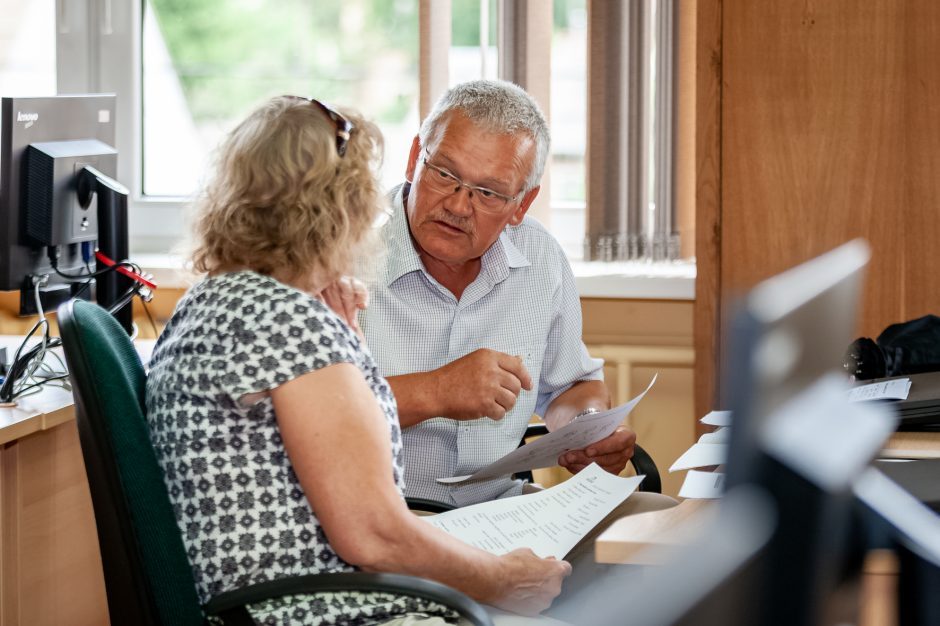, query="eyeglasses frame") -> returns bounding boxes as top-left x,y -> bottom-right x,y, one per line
420,149 -> 524,214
